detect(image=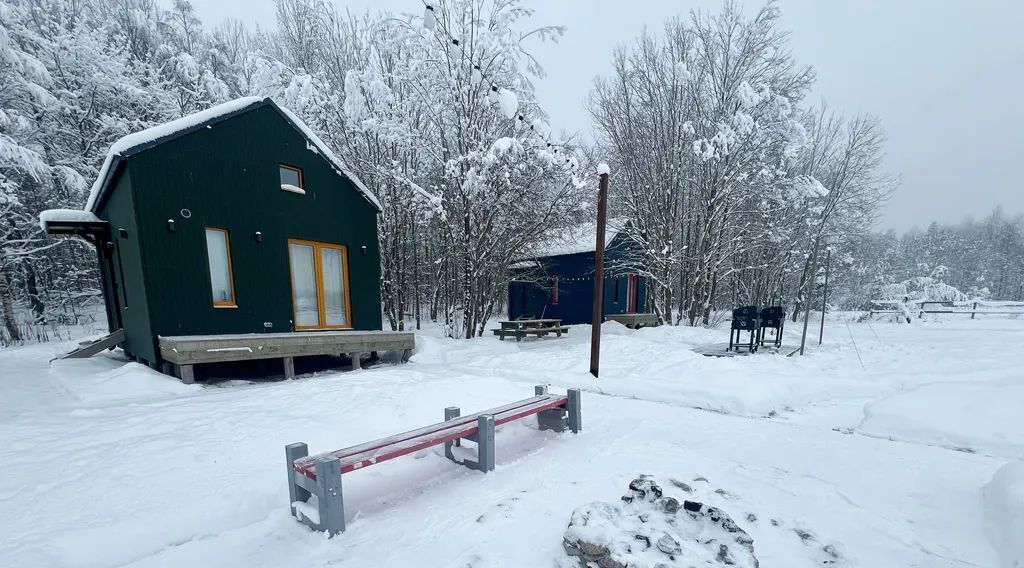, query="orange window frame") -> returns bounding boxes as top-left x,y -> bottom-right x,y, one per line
279,163 -> 304,193
205,227 -> 237,308
287,238 -> 353,330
